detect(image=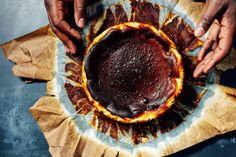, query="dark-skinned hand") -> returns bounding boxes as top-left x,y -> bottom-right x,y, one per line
193,0 -> 236,78
45,0 -> 87,54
